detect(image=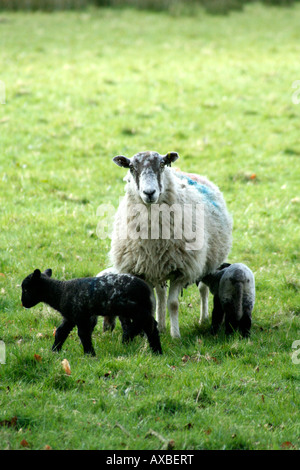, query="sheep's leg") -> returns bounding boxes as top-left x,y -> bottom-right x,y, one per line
77,320 -> 96,356
119,315 -> 135,343
103,315 -> 116,332
223,302 -> 238,336
128,314 -> 162,355
142,316 -> 163,354
198,282 -> 209,325
155,283 -> 167,333
167,281 -> 182,339
52,318 -> 75,352
238,301 -> 253,338
211,295 -> 224,335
